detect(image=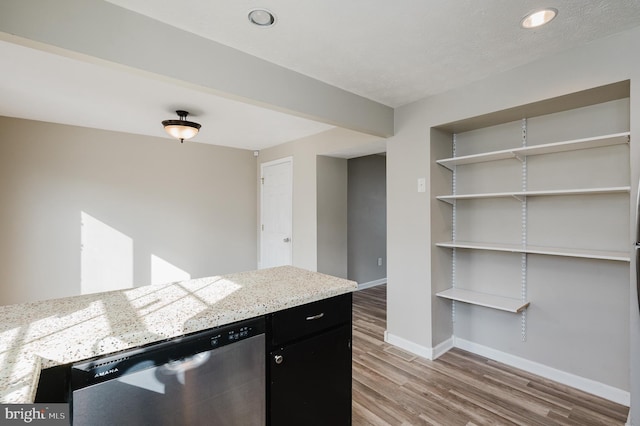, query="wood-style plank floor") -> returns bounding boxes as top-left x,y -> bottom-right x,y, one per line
351,285 -> 629,426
